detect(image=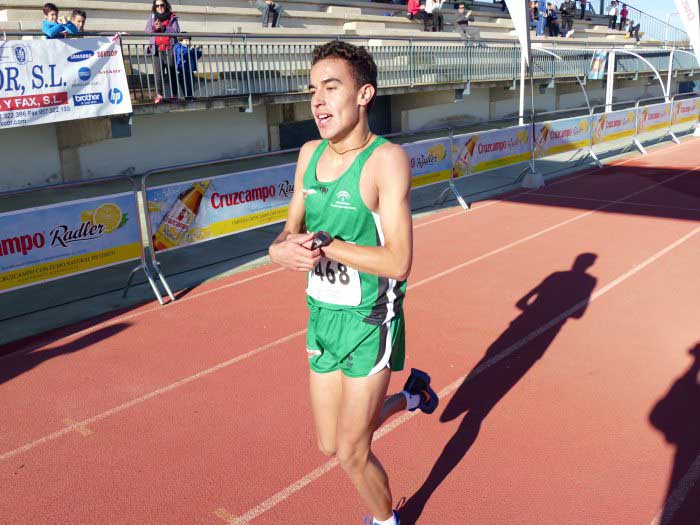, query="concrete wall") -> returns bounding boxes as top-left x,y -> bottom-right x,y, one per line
399,86 -> 491,131
0,124 -> 61,191
78,106 -> 269,179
